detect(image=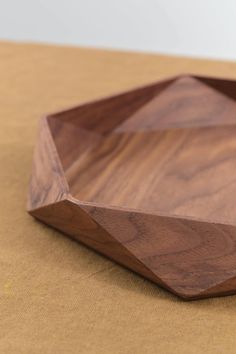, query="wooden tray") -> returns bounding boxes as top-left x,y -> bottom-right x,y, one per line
28,74 -> 236,300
